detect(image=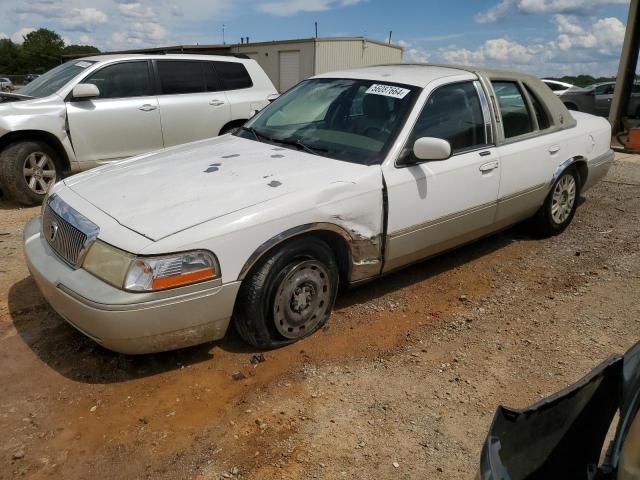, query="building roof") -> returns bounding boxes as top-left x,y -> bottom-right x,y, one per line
62,36 -> 402,59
